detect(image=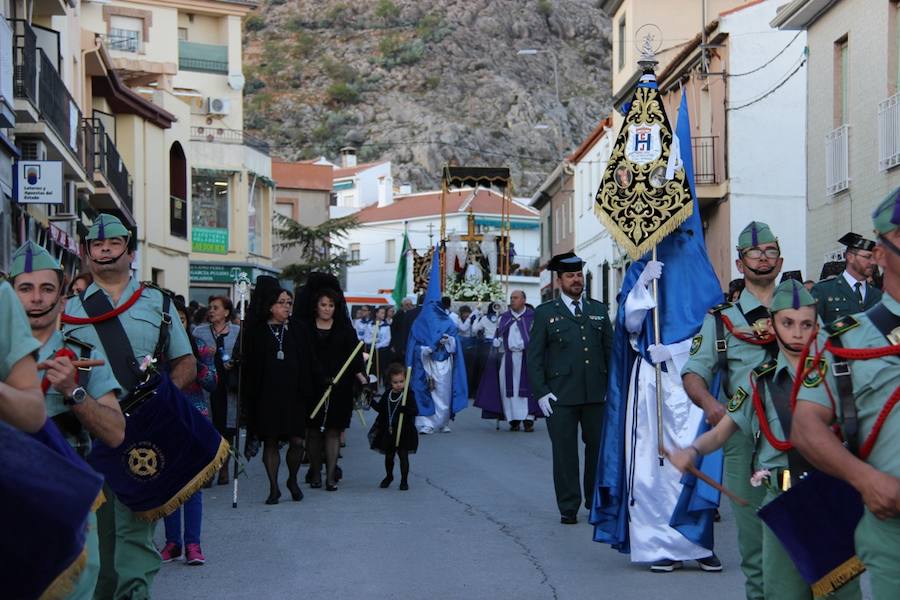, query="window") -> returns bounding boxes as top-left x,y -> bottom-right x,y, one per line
385,238 -> 396,263
178,27 -> 188,41
617,16 -> 626,71
248,181 -> 263,255
350,243 -> 360,262
192,172 -> 230,253
274,202 -> 293,219
836,37 -> 849,126
329,192 -> 338,207
169,142 -> 187,238
553,207 -> 559,244
108,15 -> 144,52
